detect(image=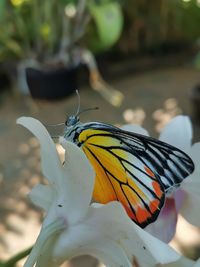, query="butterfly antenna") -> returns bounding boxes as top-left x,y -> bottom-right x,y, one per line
77,107 -> 99,116
74,90 -> 99,116
75,89 -> 81,116
46,122 -> 65,127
